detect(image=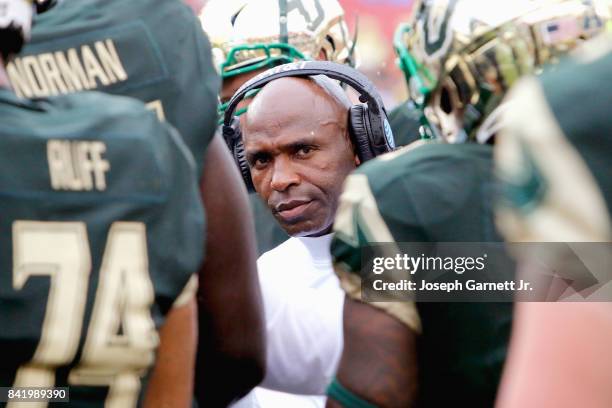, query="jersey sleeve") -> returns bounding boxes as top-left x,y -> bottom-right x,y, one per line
143,2 -> 221,171
332,165 -> 422,333
172,274 -> 199,308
